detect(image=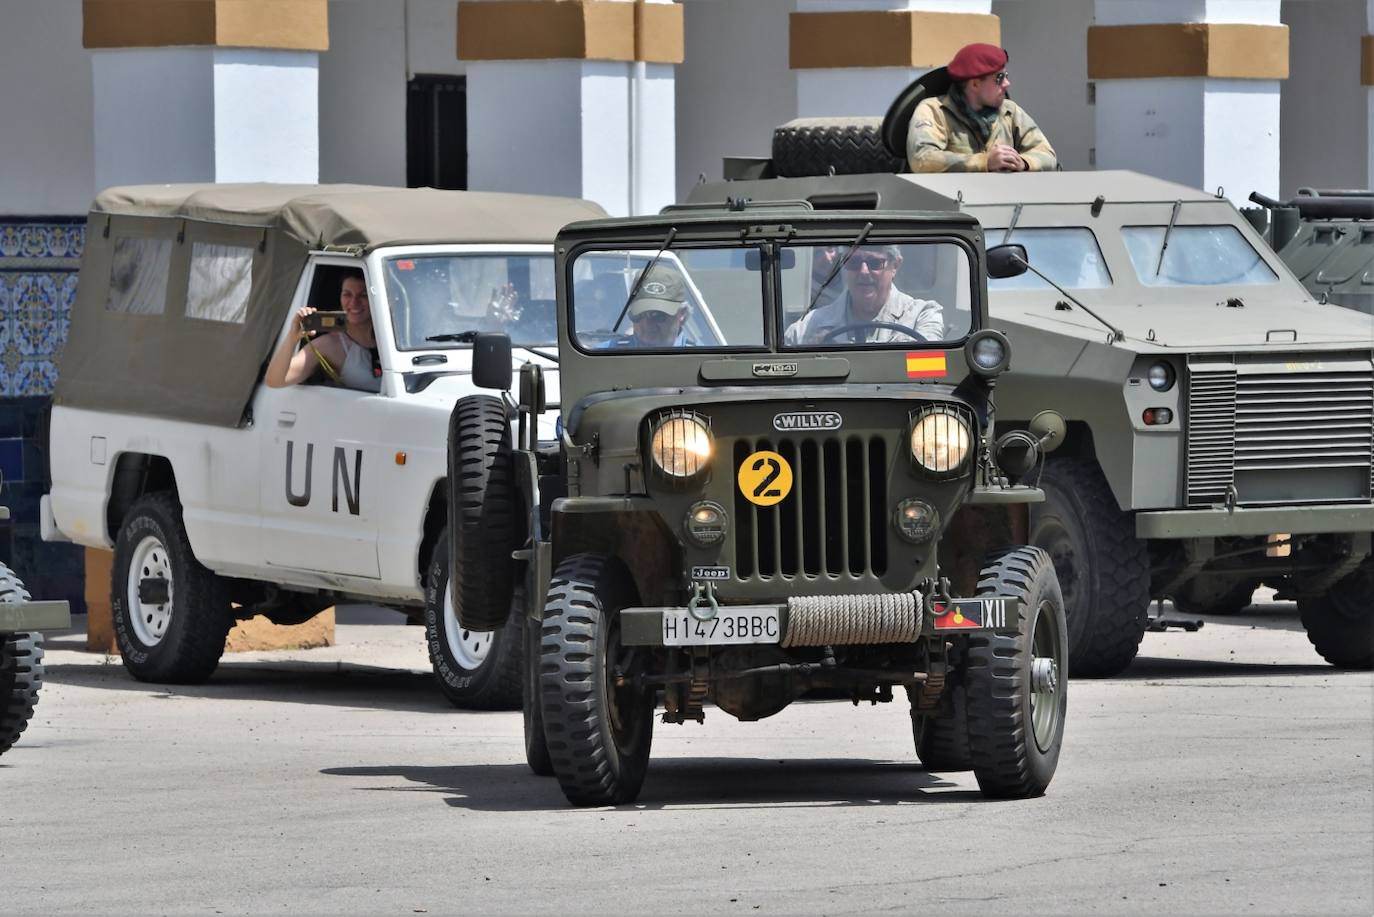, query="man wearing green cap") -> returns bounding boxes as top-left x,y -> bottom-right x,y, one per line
616,264 -> 694,348
907,42 -> 1057,174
